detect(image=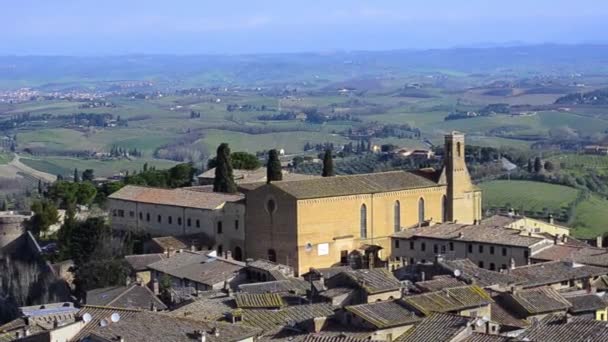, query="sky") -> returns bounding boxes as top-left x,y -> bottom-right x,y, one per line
2,0 -> 608,55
